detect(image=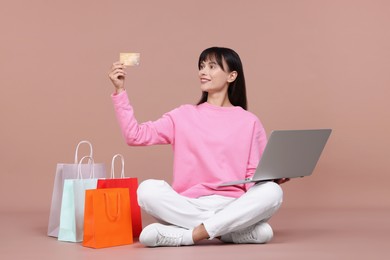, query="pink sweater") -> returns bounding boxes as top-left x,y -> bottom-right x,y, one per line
112,91 -> 267,198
